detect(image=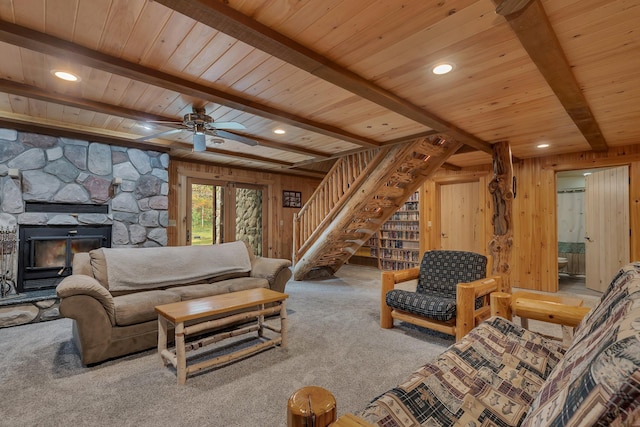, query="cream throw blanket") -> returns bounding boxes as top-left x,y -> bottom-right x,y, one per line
103,241 -> 252,292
